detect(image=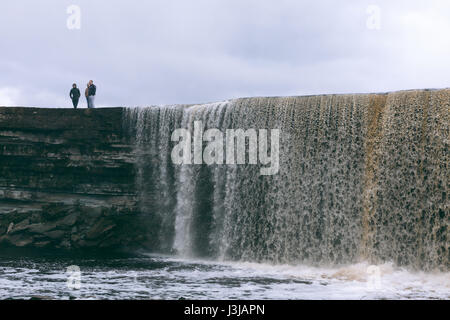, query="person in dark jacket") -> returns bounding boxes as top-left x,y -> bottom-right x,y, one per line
87,80 -> 96,108
69,84 -> 81,109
